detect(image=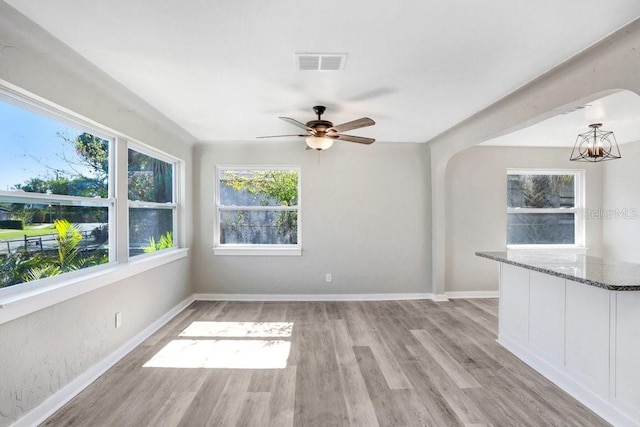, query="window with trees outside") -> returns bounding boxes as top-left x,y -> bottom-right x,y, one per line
0,88 -> 180,293
507,169 -> 584,247
215,167 -> 300,256
128,148 -> 176,256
